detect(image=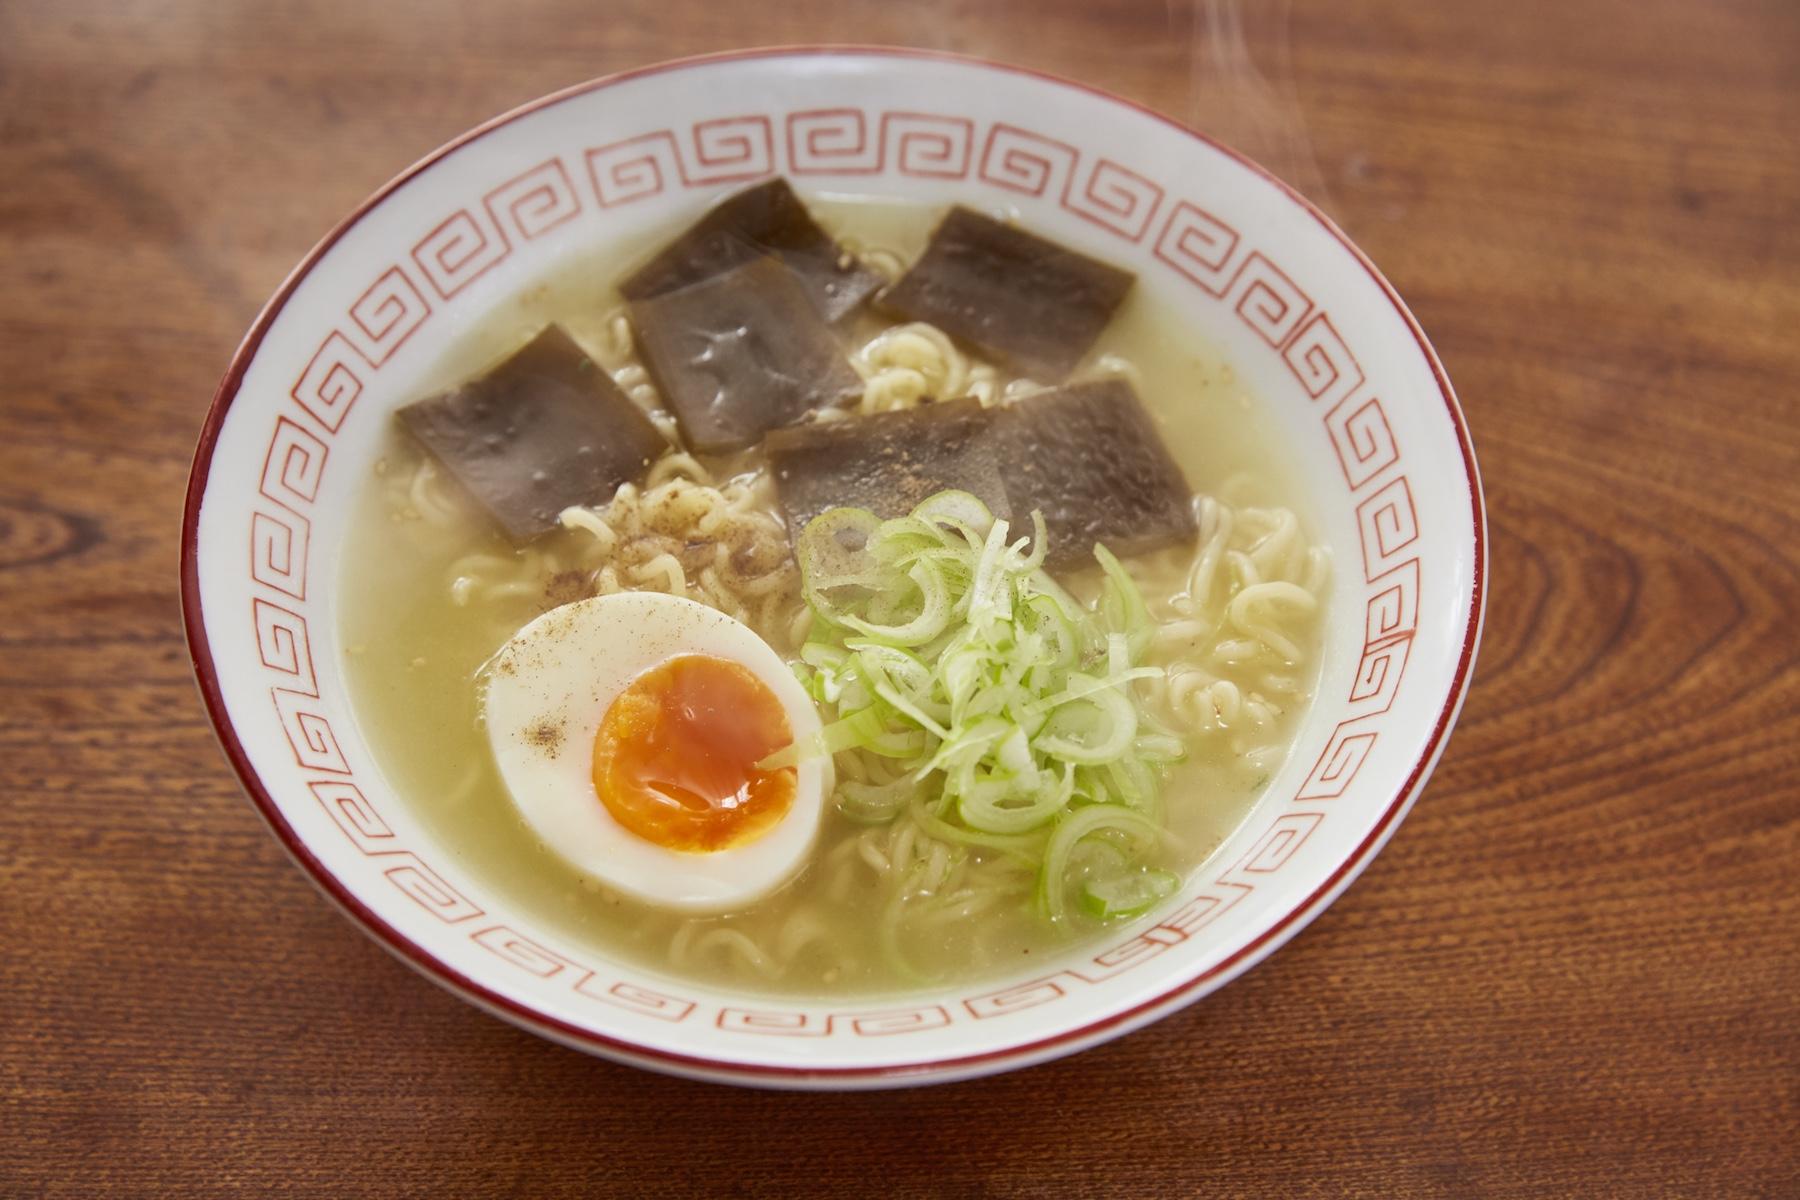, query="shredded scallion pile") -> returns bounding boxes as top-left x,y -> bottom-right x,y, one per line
773,492 -> 1185,923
